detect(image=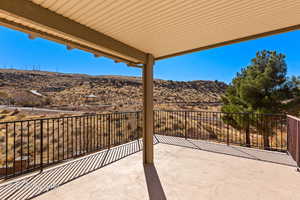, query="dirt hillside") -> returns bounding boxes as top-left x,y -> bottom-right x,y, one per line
0,69 -> 227,111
